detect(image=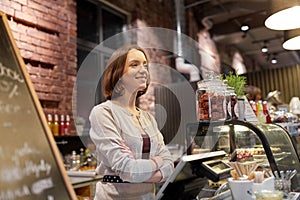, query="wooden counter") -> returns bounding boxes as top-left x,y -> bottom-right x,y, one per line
69,175 -> 102,199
